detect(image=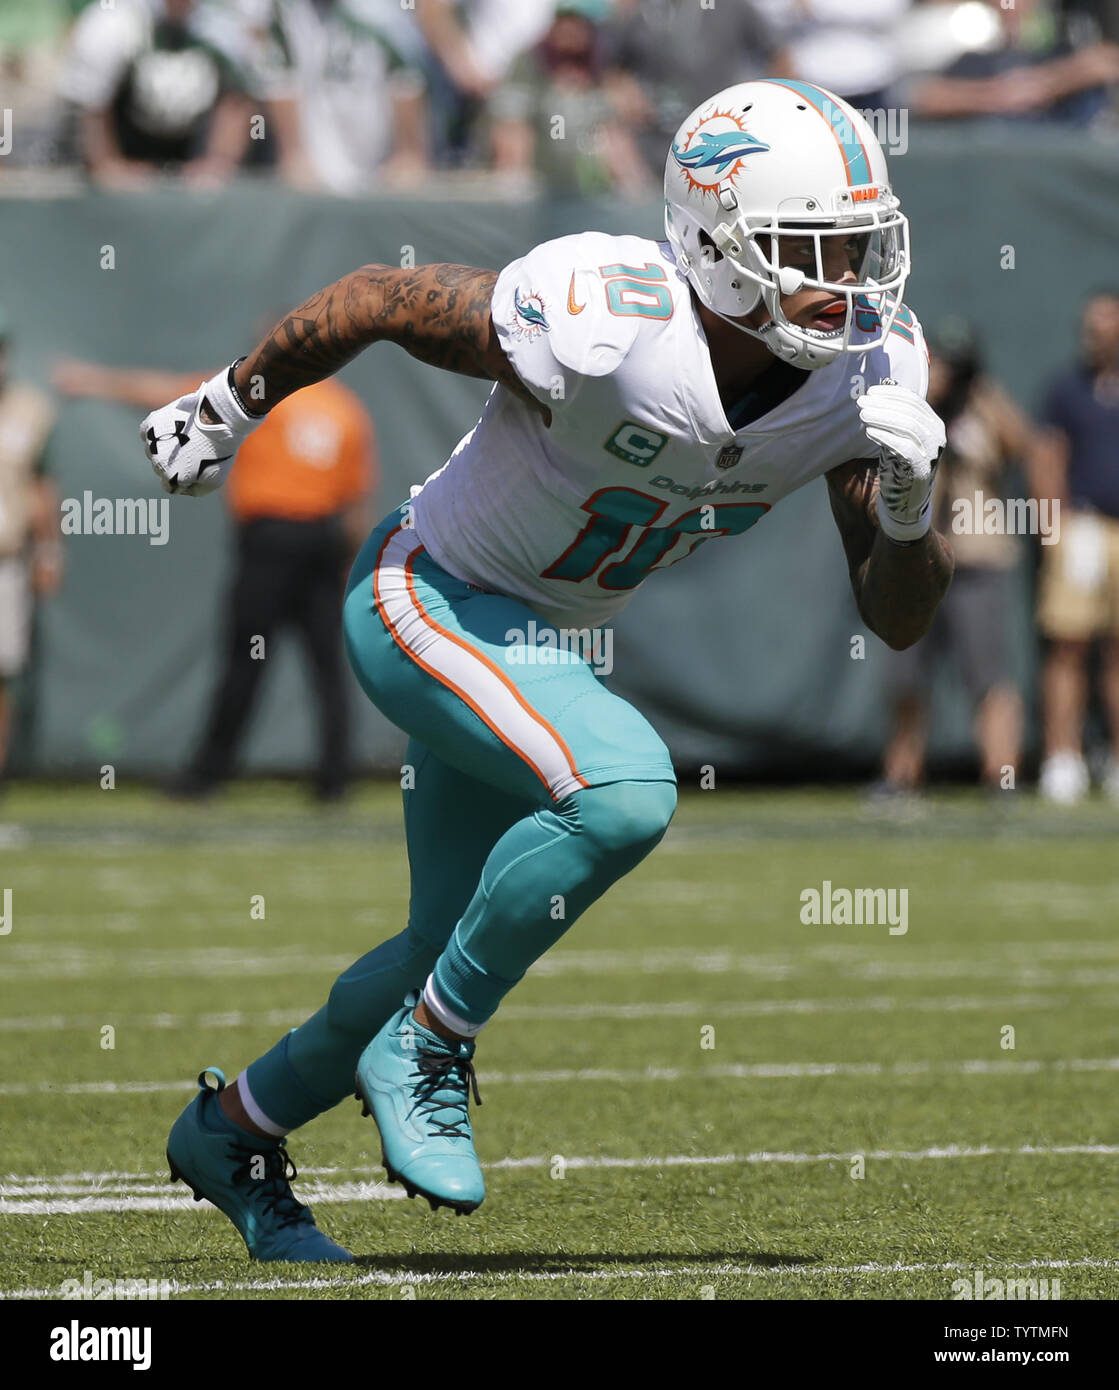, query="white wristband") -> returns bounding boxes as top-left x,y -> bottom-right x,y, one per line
201,360 -> 266,436
876,491 -> 931,543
